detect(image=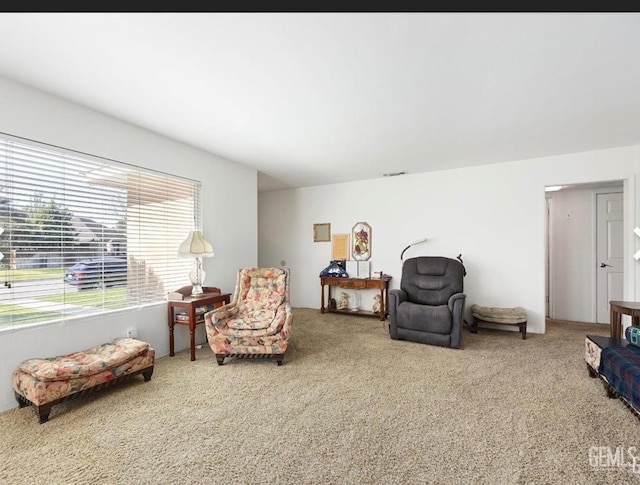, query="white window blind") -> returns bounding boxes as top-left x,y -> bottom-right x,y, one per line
0,134 -> 199,330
